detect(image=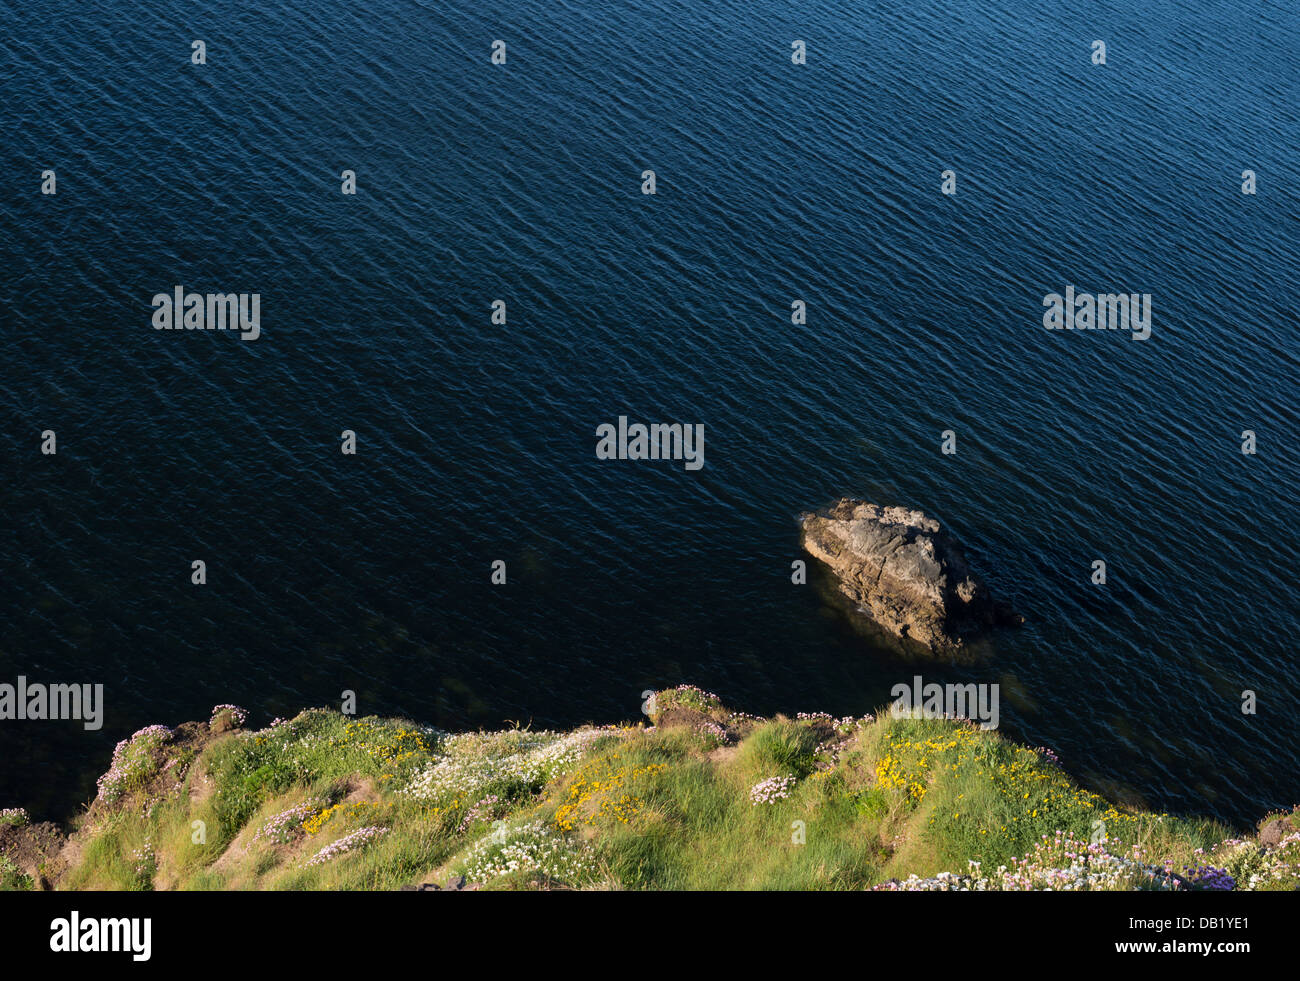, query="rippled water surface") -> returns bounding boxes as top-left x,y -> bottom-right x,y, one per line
1,0 -> 1297,823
